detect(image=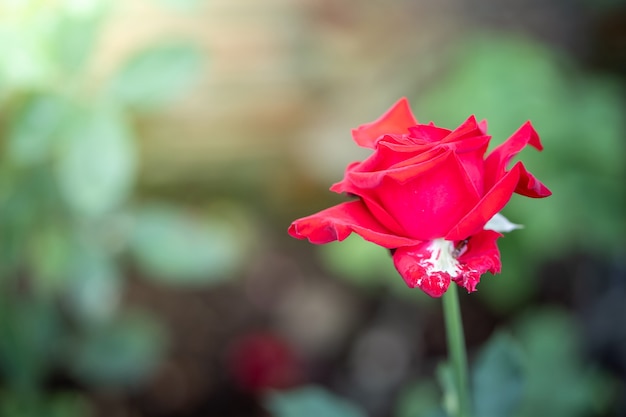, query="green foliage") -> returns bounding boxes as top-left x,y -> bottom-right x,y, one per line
0,0 -> 237,413
68,312 -> 167,387
6,94 -> 71,166
0,0 -> 108,100
55,106 -> 136,218
401,309 -> 615,417
0,391 -> 91,417
512,309 -> 614,417
472,333 -> 525,417
0,298 -> 64,391
395,380 -> 447,417
129,204 -> 244,285
265,386 -> 368,417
